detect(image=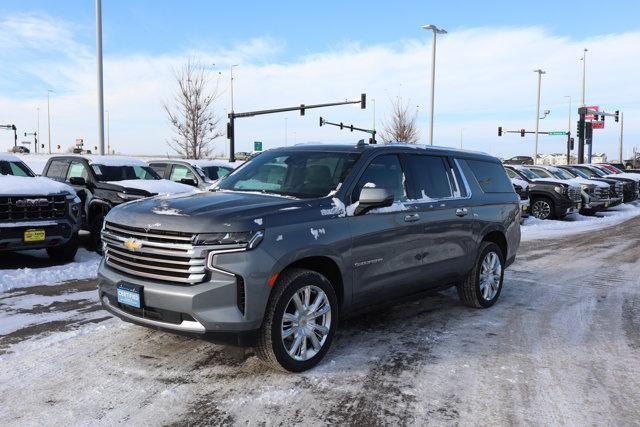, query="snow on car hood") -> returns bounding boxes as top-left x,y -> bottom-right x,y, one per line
104,179 -> 193,194
0,174 -> 76,196
532,177 -> 580,188
605,172 -> 640,182
510,177 -> 529,189
569,176 -> 609,188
